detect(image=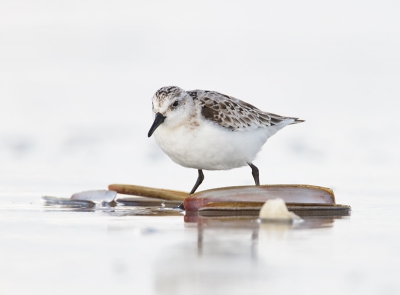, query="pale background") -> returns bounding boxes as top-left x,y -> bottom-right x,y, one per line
1,1 -> 400,295
1,0 -> 399,201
